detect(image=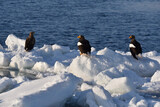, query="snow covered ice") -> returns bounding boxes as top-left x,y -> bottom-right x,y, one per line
0,34 -> 160,107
